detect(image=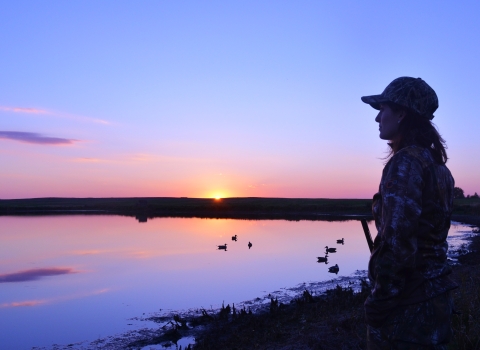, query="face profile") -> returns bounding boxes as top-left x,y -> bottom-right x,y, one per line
375,104 -> 404,141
